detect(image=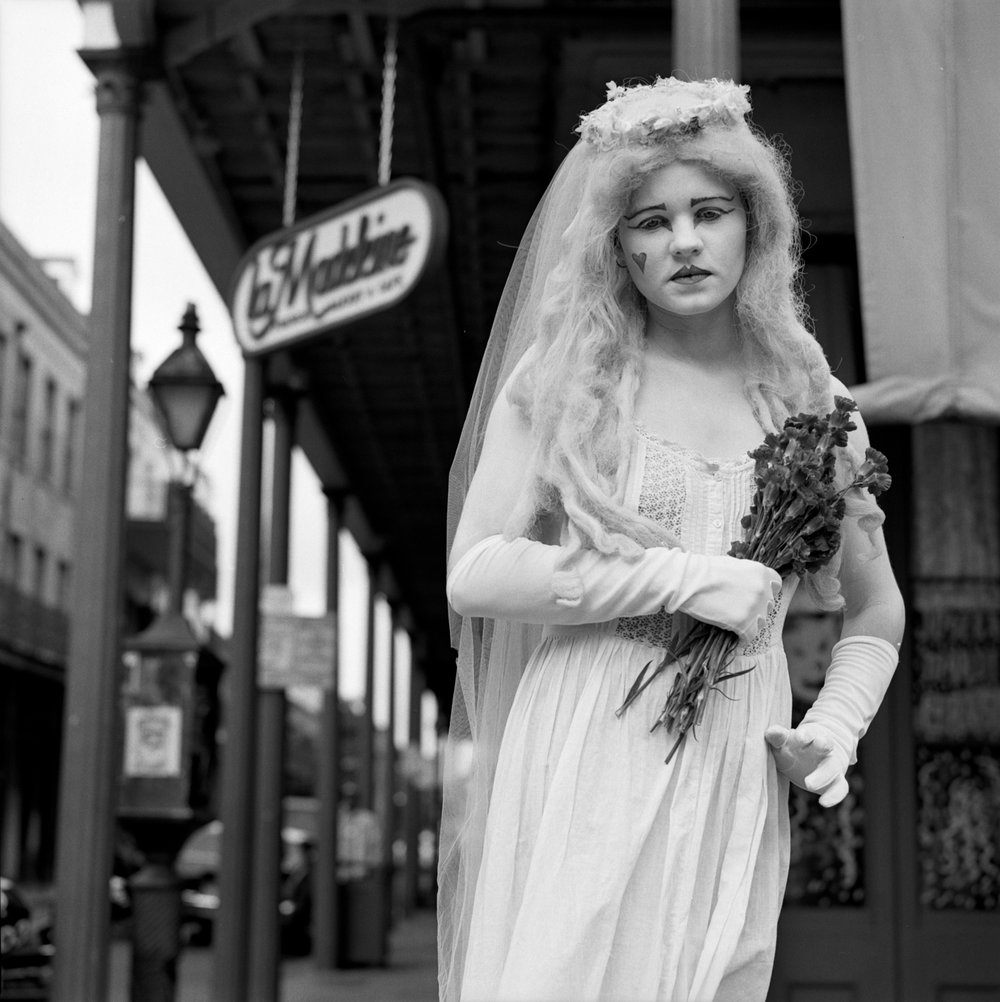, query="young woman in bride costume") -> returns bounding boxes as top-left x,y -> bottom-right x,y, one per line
438,77 -> 905,1002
